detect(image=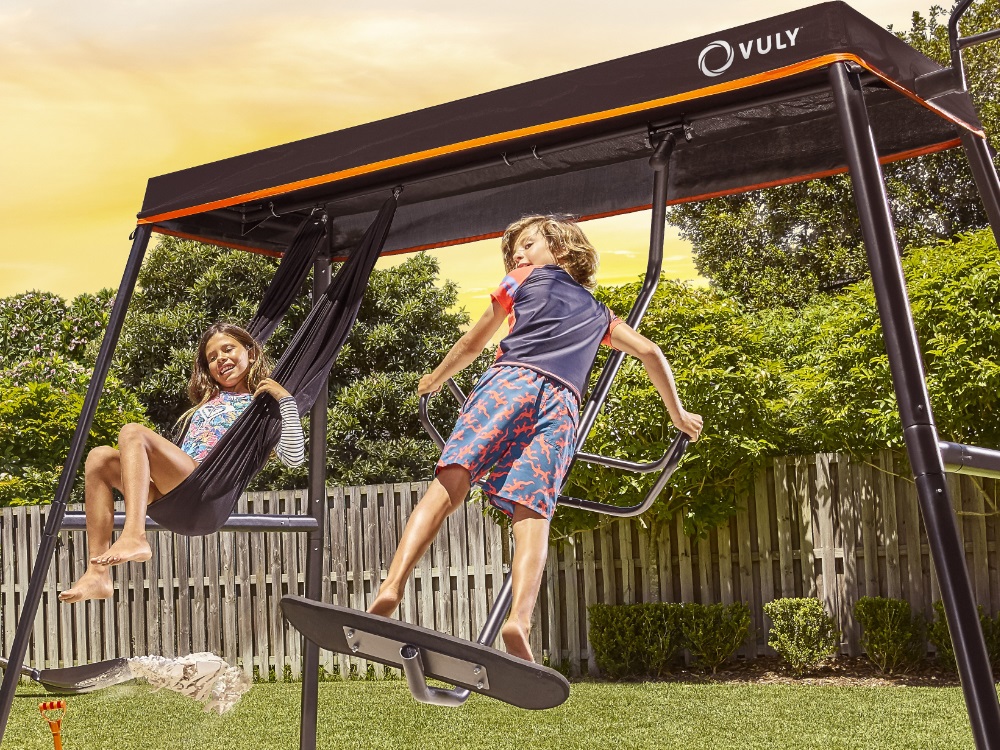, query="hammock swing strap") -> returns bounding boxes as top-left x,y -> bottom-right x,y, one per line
146,194 -> 398,536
